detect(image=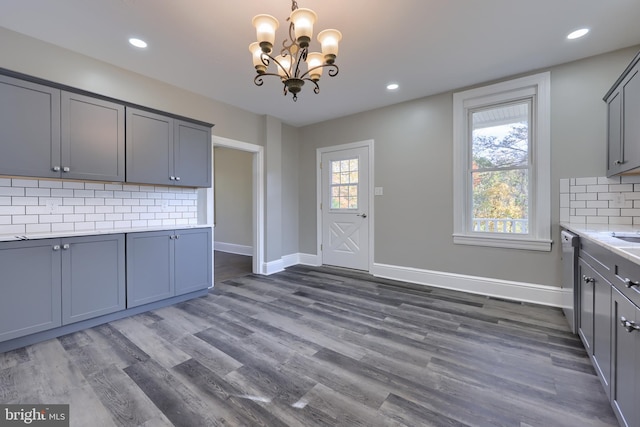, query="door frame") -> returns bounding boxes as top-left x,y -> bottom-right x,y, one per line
207,135 -> 265,275
317,140 -> 375,272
